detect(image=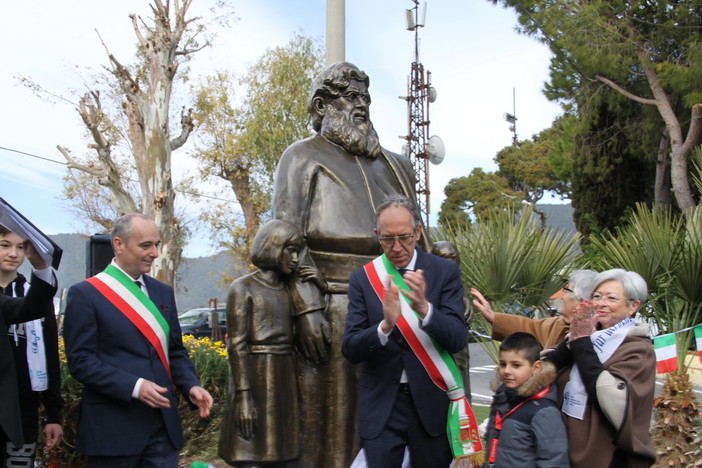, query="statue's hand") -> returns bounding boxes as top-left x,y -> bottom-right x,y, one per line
235,390 -> 256,439
295,310 -> 331,364
298,265 -> 328,293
